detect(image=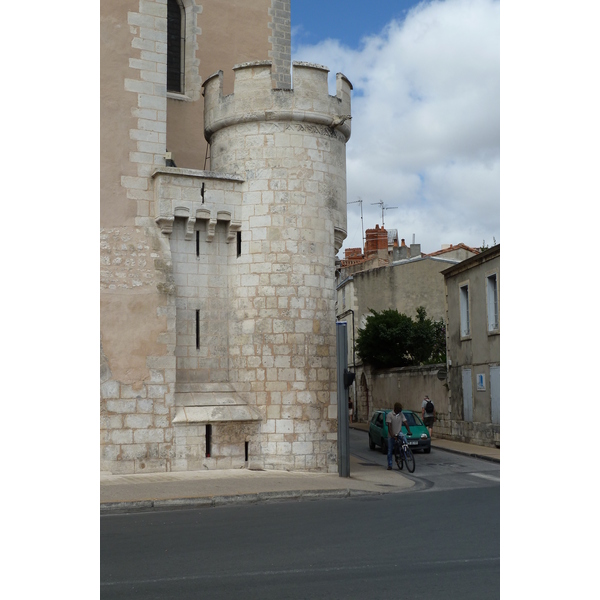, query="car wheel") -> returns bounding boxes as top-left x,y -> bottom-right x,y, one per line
369,435 -> 375,450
